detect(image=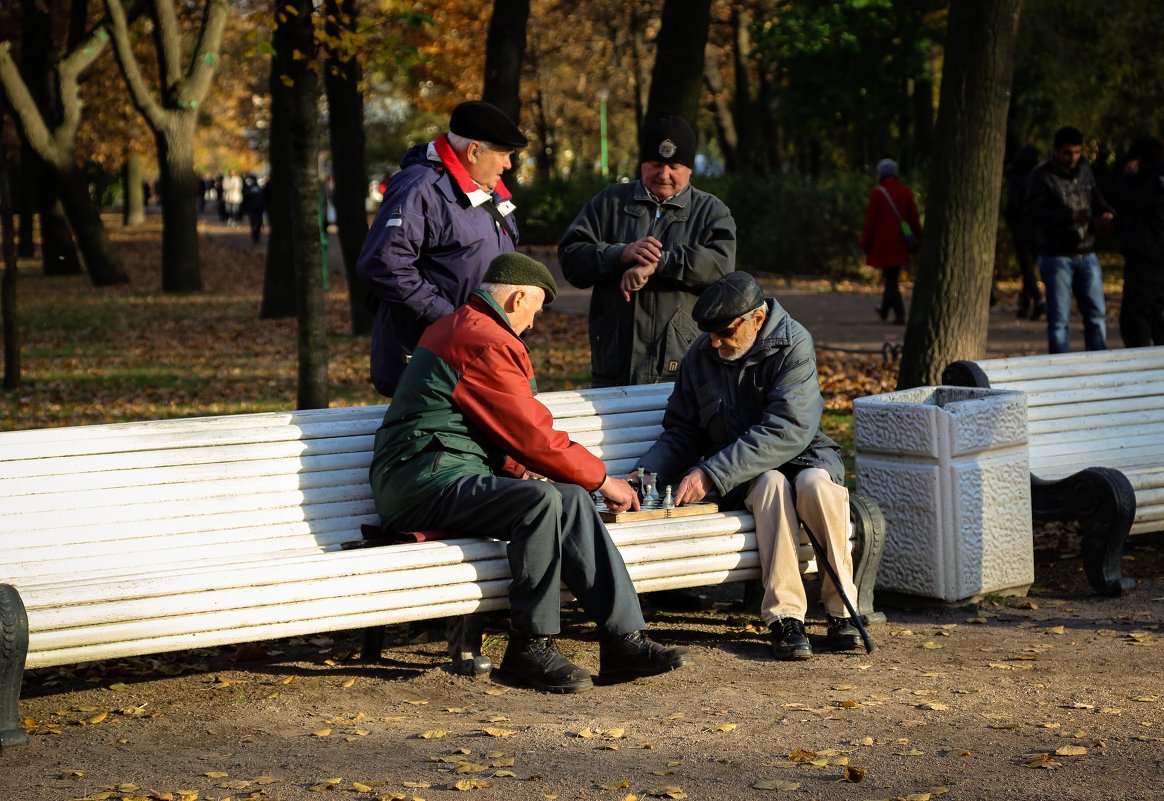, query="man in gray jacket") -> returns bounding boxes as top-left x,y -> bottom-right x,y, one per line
558,115 -> 736,387
634,272 -> 862,660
